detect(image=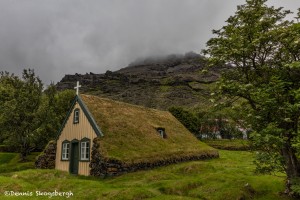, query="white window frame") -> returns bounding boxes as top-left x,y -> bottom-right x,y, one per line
62,142 -> 70,160
74,109 -> 80,124
80,140 -> 90,161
